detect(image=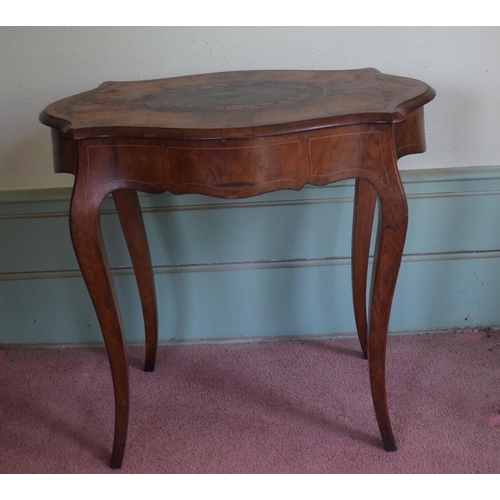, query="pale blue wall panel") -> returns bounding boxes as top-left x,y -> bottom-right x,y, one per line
405,194 -> 500,254
1,254 -> 500,345
0,276 -> 101,344
2,167 -> 500,345
137,202 -> 355,268
0,217 -> 77,274
392,255 -> 500,331
2,191 -> 500,276
149,265 -> 356,342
